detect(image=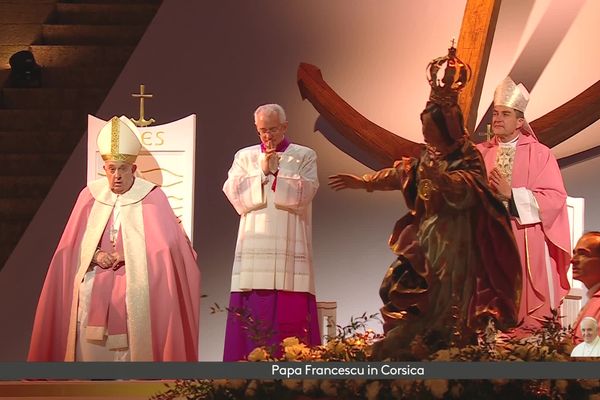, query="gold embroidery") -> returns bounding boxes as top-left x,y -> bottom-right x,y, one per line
110,116 -> 120,159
